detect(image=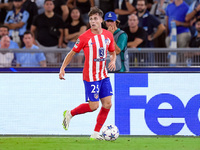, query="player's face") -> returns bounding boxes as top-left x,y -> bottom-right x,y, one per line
196,21 -> 200,33
71,9 -> 80,21
0,27 -> 9,38
136,1 -> 146,13
23,34 -> 33,48
128,15 -> 139,28
89,13 -> 103,30
0,36 -> 10,49
44,1 -> 55,12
